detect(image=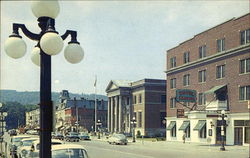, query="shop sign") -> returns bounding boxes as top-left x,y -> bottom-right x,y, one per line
177,109 -> 185,118
176,89 -> 196,103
